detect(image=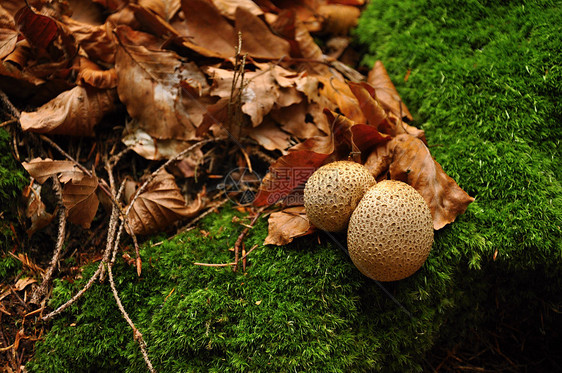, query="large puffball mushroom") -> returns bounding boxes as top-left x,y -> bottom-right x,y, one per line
347,180 -> 434,282
304,161 -> 375,232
